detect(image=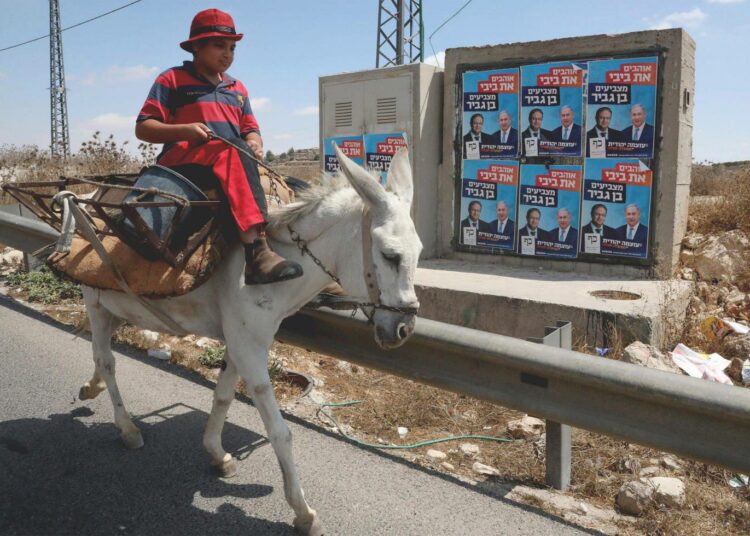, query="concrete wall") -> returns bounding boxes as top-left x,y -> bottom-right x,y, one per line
439,29 -> 695,279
